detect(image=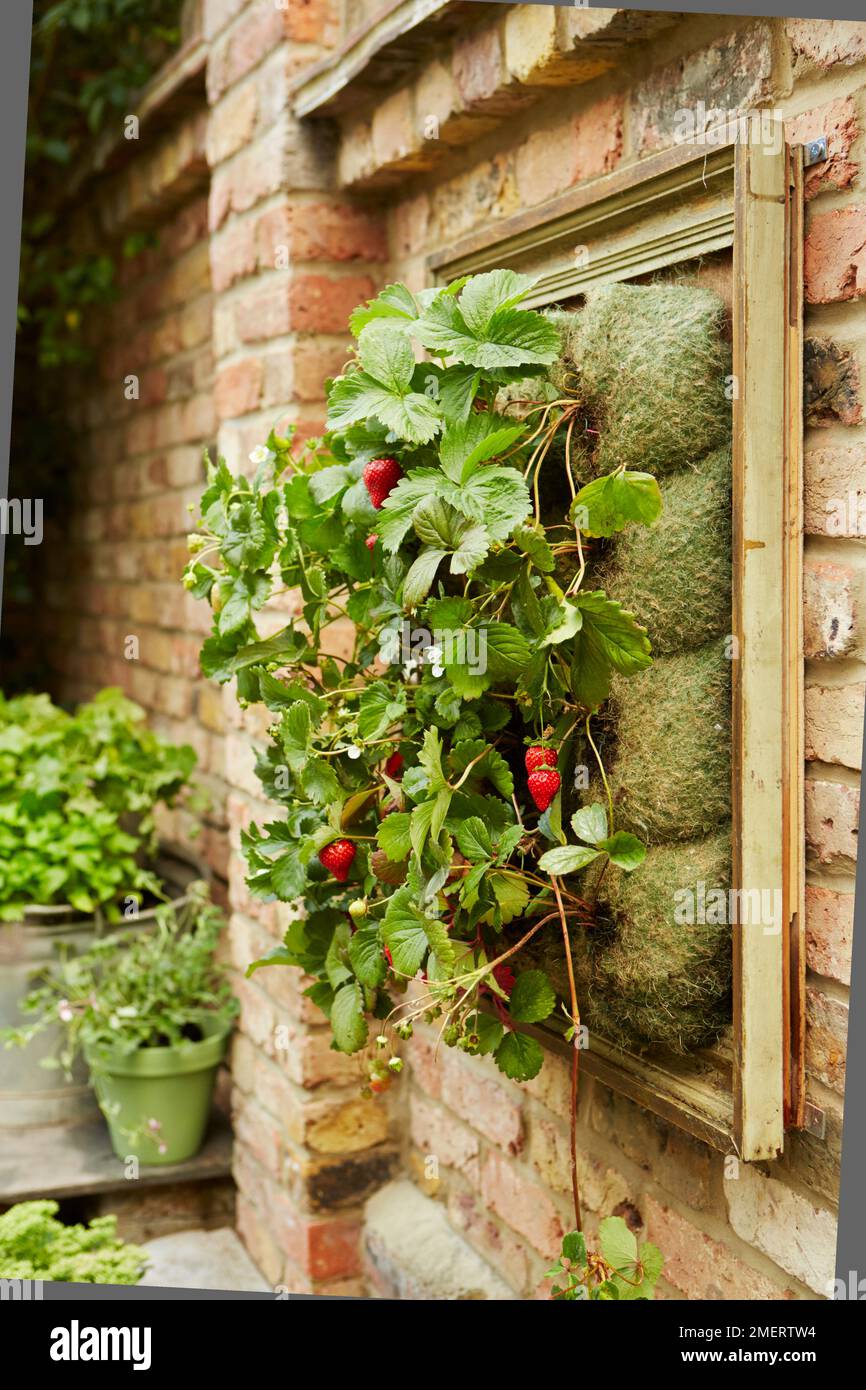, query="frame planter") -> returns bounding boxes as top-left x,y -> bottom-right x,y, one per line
431,135 -> 806,1163
0,844 -> 207,1128
86,1014 -> 231,1166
